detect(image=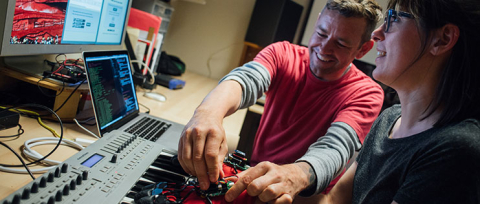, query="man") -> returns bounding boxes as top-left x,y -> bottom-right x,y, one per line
178,0 -> 384,202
